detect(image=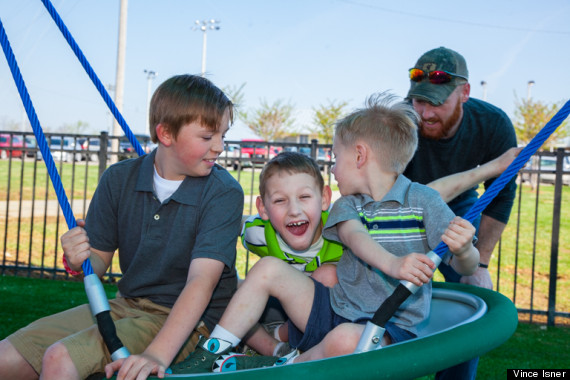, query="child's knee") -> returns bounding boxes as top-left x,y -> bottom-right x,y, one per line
324,324 -> 362,356
249,256 -> 286,278
311,265 -> 338,287
43,342 -> 73,368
